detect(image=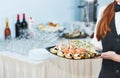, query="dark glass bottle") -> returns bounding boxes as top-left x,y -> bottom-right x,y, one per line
21,13 -> 28,38
21,13 -> 28,29
4,18 -> 11,40
15,14 -> 22,38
